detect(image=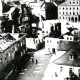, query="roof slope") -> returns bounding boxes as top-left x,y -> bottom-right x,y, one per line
59,0 -> 80,6
53,42 -> 80,67
57,40 -> 77,51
